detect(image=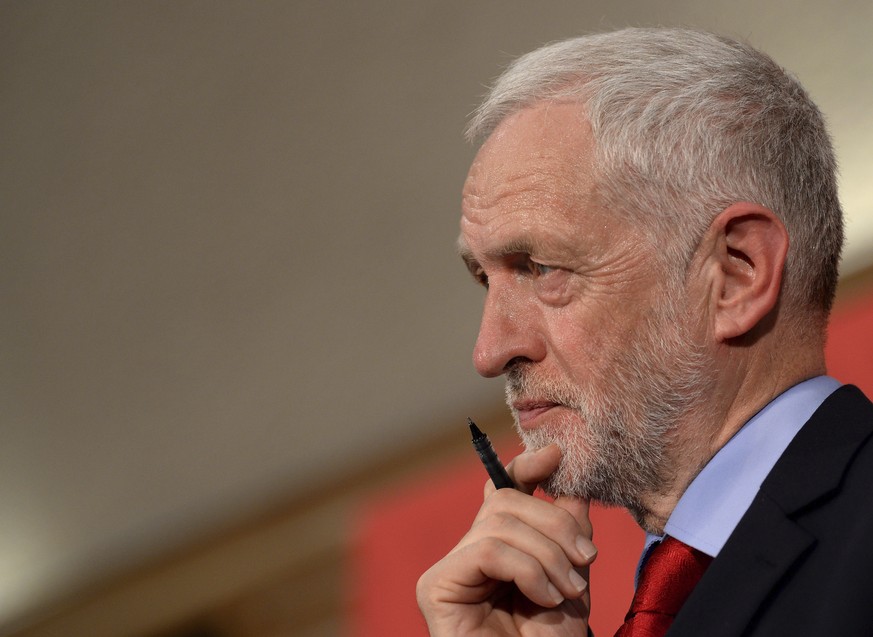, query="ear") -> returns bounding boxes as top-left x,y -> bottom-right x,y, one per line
703,203 -> 789,342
